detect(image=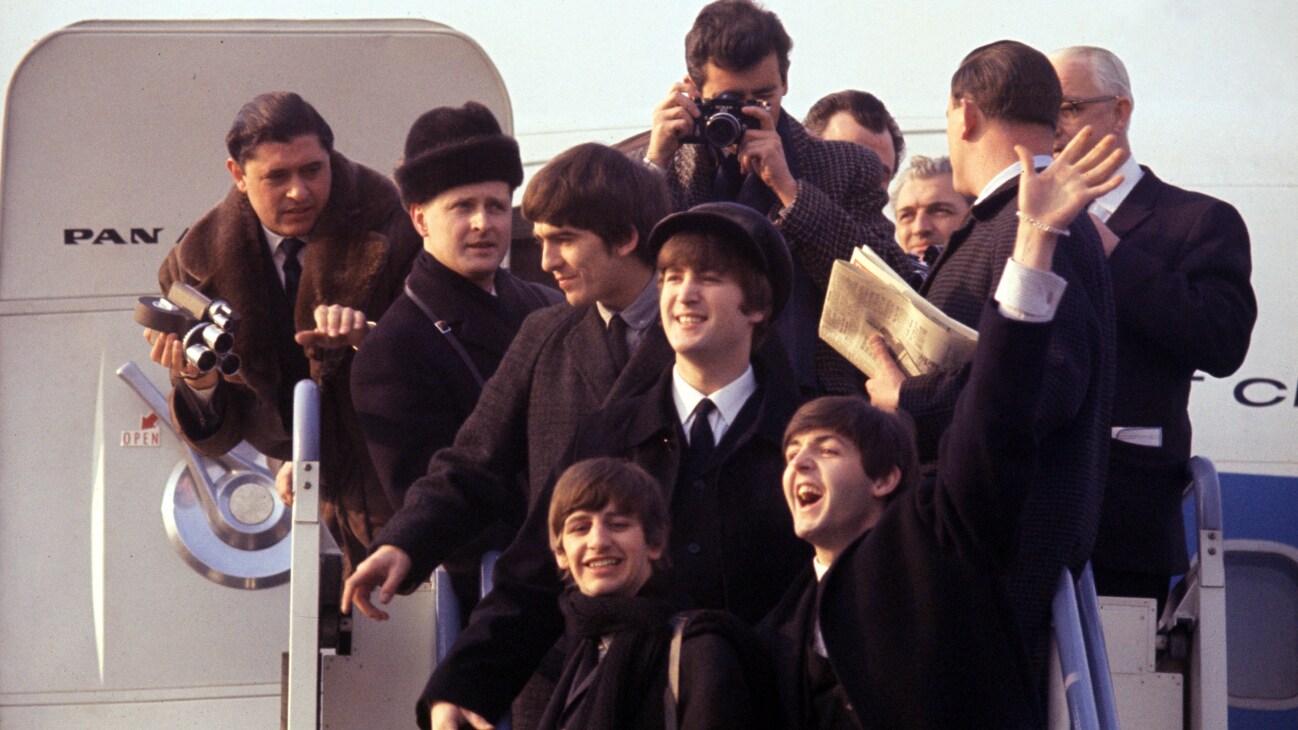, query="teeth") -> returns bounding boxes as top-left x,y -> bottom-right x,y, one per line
587,558 -> 620,568
796,484 -> 823,507
677,315 -> 703,324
